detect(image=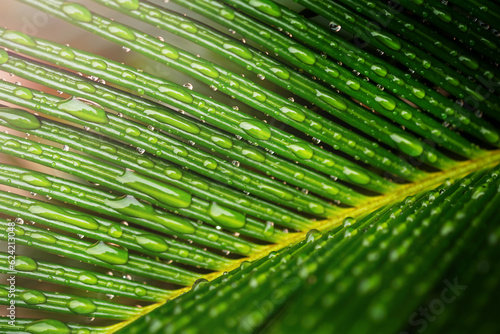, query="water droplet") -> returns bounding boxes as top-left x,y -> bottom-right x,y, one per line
279,106 -> 305,122
343,166 -> 371,185
252,90 -> 267,102
308,201 -> 325,214
91,59 -> 107,70
144,108 -> 200,134
3,30 -> 37,47
172,145 -> 188,157
263,221 -> 274,237
78,272 -> 98,285
288,45 -> 316,65
222,42 -> 253,59
322,183 -> 339,195
108,23 -> 136,41
208,202 -> 246,228
85,241 -> 129,265
390,133 -> 424,157
329,22 -> 341,32
28,202 -> 100,230
0,49 -> 9,64
25,320 -> 70,334
180,22 -> 198,34
288,143 -> 314,159
346,79 -> 361,90
371,63 -> 387,77
164,167 -> 183,180
115,0 -> 140,10
242,148 -> 266,162
21,173 -> 52,188
220,8 -> 235,20
107,224 -> 123,238
210,135 -> 233,149
480,127 -> 499,144
401,109 -> 412,120
249,0 -> 282,17
305,229 -> 321,243
158,85 -> 193,103
444,75 -> 459,87
458,55 -> 479,70
192,278 -> 209,292
15,256 -> 37,271
59,47 -> 75,60
106,195 -> 195,234
21,290 -> 47,305
57,97 -> 108,124
270,66 -> 290,79
374,95 -> 396,111
370,31 -> 401,50
136,234 -> 168,252
412,87 -> 425,99
203,158 -> 218,169
191,62 -> 219,78
0,108 -> 41,129
67,297 -> 97,315
315,90 -> 347,111
134,286 -> 147,296
239,119 -> 272,140
61,2 -> 93,22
